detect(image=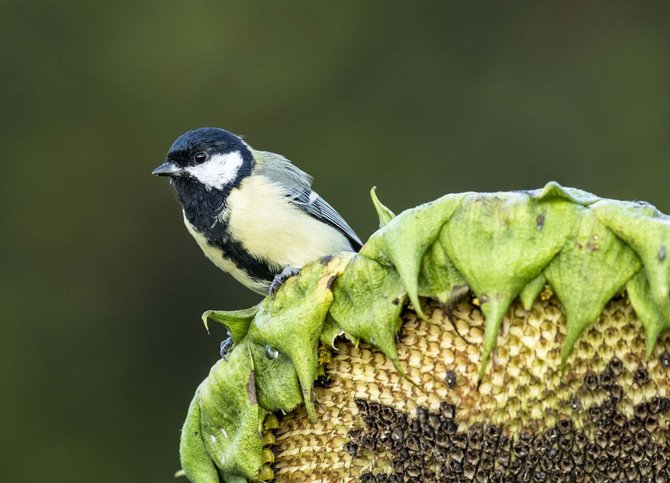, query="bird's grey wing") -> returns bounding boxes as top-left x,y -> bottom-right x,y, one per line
253,149 -> 363,250
253,149 -> 313,191
287,187 -> 363,250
